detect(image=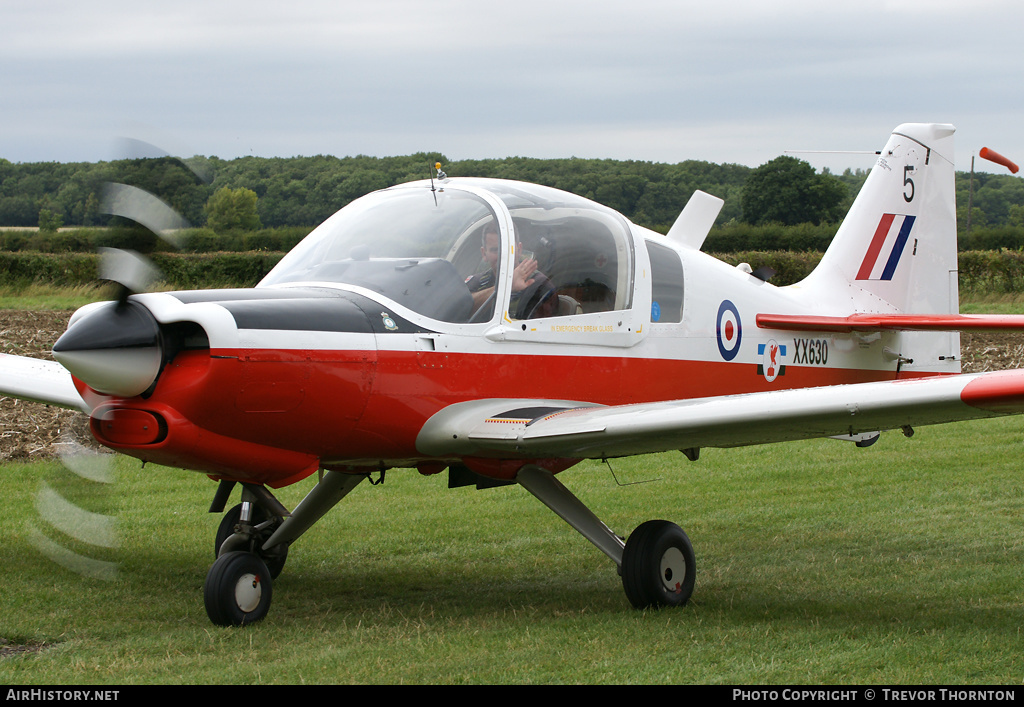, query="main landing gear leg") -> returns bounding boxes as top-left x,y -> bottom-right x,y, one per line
515,465 -> 696,610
